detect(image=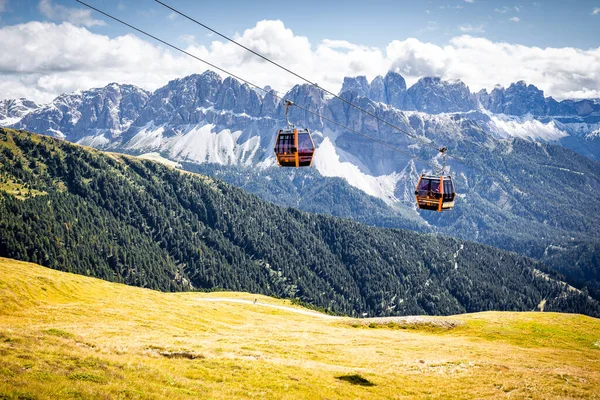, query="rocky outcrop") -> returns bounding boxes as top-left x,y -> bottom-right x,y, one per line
404,77 -> 476,113
0,98 -> 38,125
15,83 -> 149,141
